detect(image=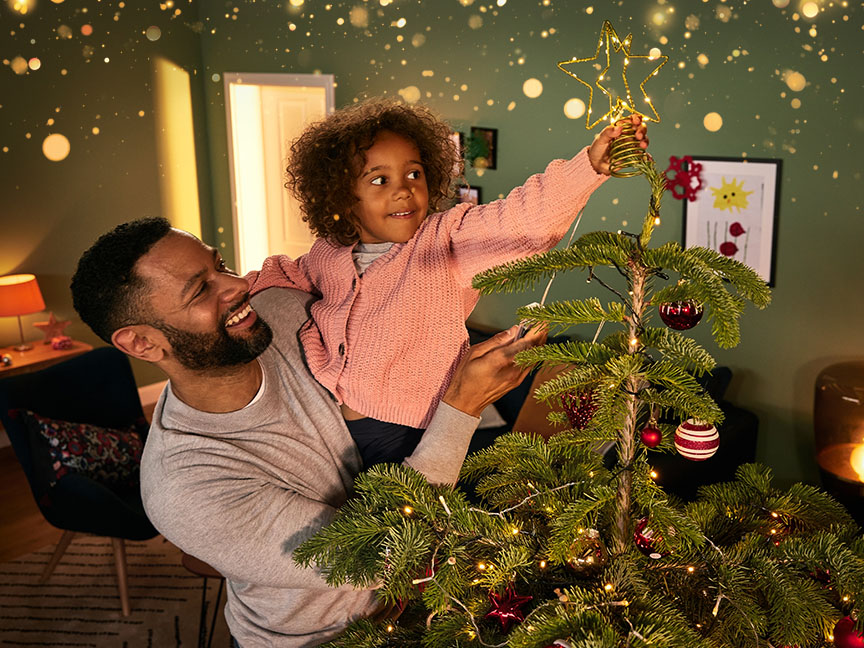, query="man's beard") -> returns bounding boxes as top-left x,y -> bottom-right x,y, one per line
155,314 -> 273,371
